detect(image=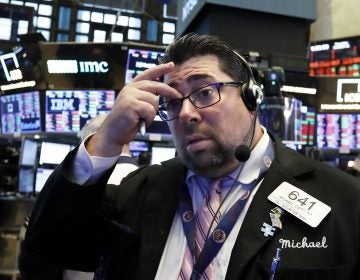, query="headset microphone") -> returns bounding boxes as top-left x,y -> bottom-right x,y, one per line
232,51 -> 264,162
235,144 -> 251,162
234,92 -> 263,162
